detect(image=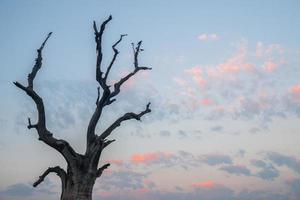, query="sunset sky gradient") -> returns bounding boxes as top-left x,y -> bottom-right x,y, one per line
0,0 -> 300,200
